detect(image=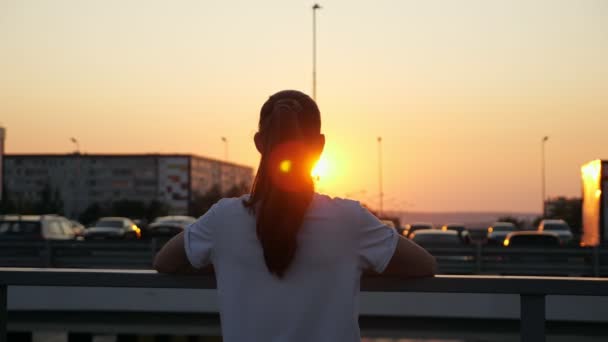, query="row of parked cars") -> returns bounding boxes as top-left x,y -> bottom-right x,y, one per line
0,214 -> 197,241
394,219 -> 574,248
2,213 -> 574,248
